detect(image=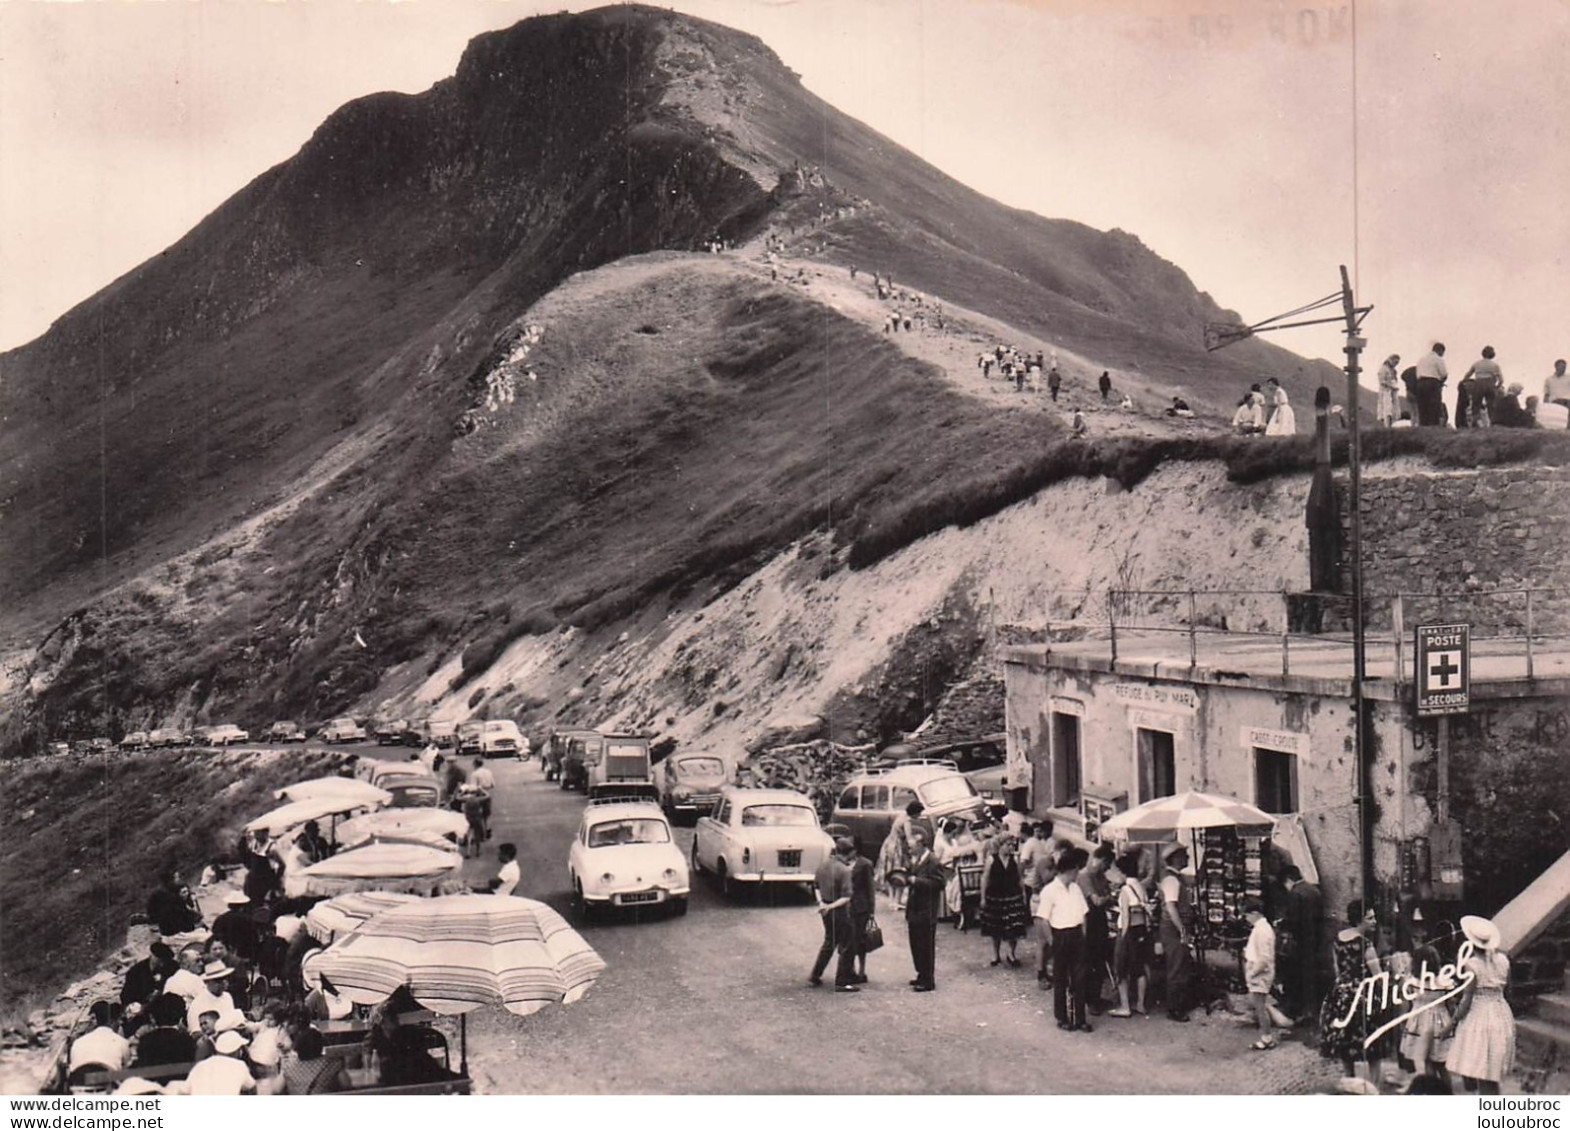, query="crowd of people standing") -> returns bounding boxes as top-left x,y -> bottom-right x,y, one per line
1379,345 -> 1568,430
